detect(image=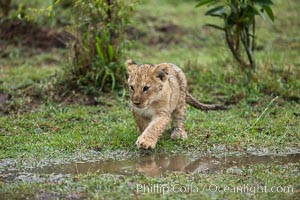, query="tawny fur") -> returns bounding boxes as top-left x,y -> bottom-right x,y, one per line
125,59 -> 223,149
